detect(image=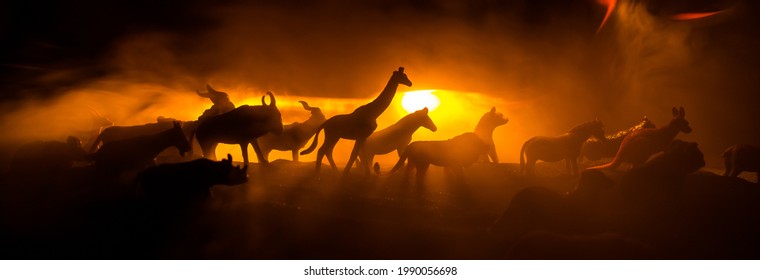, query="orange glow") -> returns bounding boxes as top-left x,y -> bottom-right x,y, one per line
401,90 -> 440,113
672,11 -> 723,20
597,0 -> 617,33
